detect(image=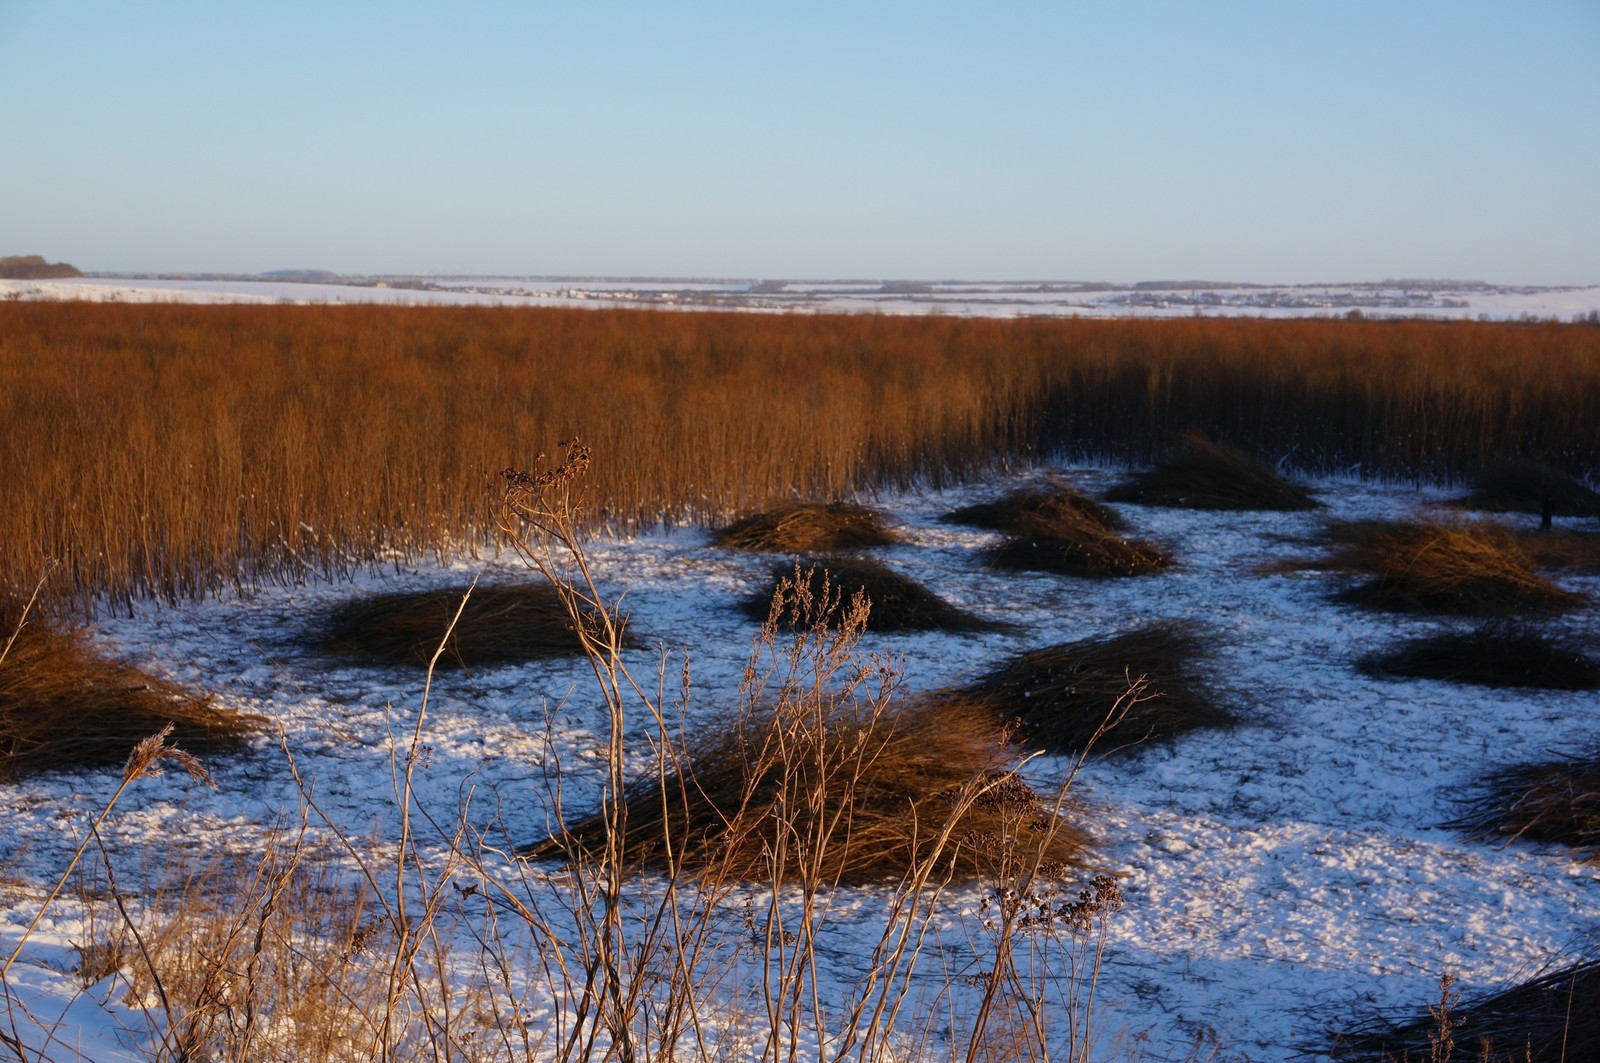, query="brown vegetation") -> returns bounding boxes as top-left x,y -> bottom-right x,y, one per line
1359,624 -> 1600,690
951,622 -> 1230,757
710,500 -> 899,553
1301,519 -> 1587,615
1105,435 -> 1322,511
1340,960 -> 1600,1062
943,481 -> 1127,533
307,582 -> 619,669
526,692 -> 1091,886
5,303 -> 1600,612
1458,458 -> 1600,518
747,558 -> 1005,633
0,606 -> 260,778
1453,752 -> 1600,858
